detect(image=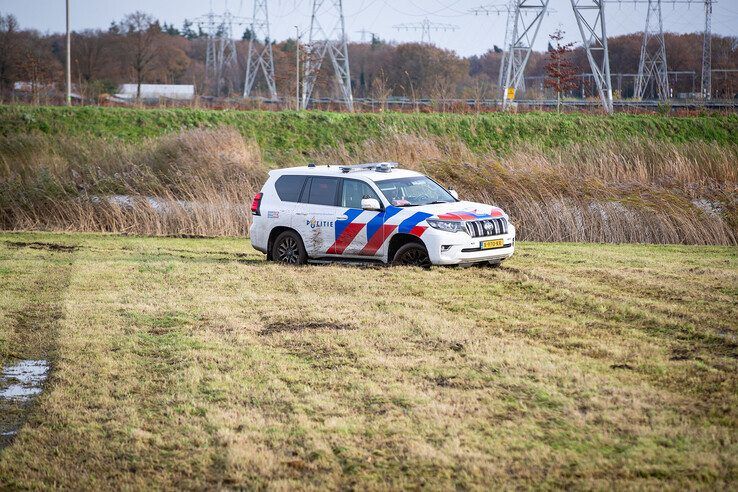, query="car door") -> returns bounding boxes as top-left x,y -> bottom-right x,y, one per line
294,176 -> 341,257
329,179 -> 396,259
327,179 -> 377,257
